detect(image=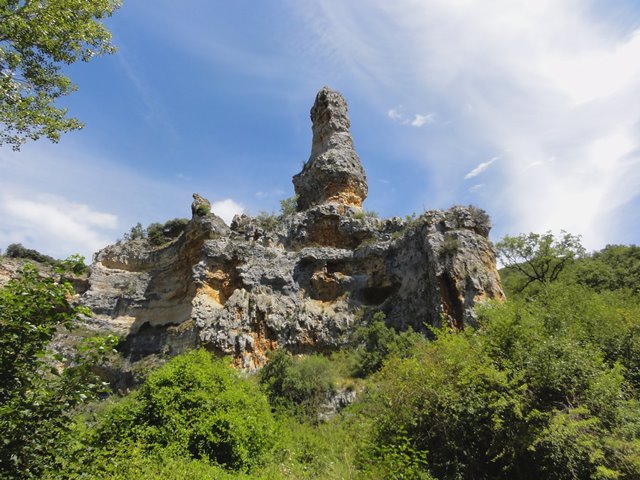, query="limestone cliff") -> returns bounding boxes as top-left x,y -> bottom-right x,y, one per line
80,88 -> 504,369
